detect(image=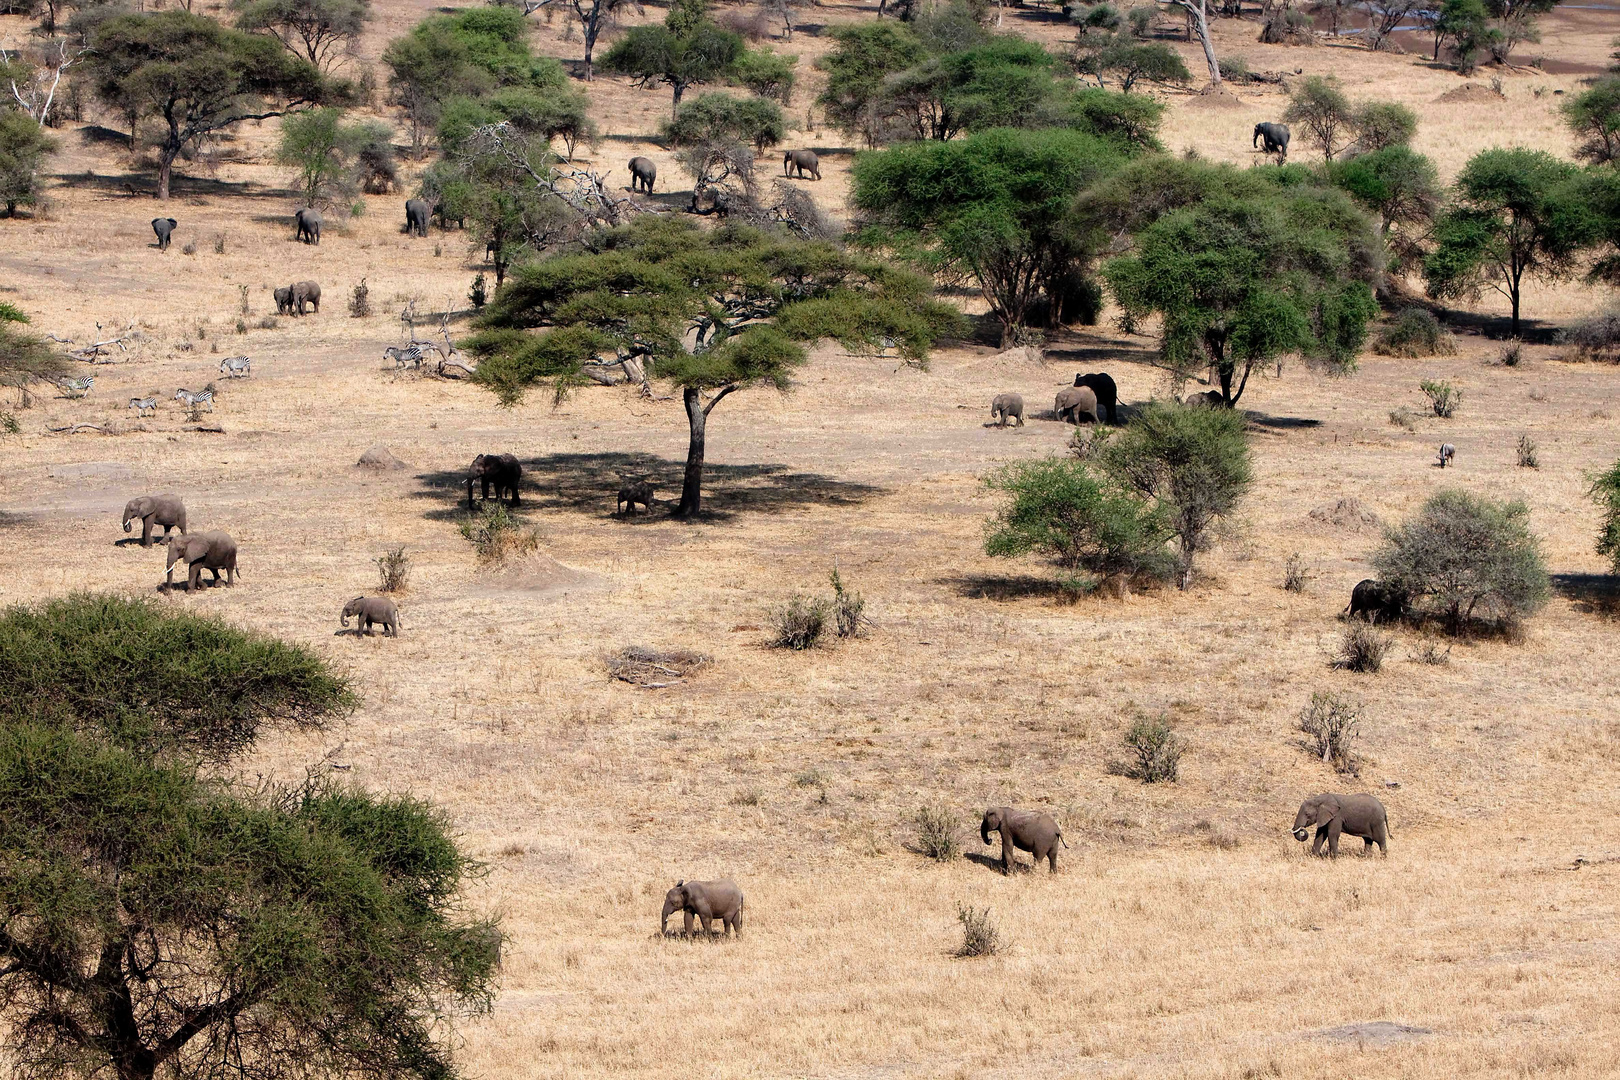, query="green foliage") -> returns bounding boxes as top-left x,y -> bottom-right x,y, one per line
599,0 -> 745,112
1419,378 -> 1461,417
1373,489 -> 1551,633
231,0 -> 370,71
1353,101 -> 1418,152
350,119 -> 397,191
664,90 -> 784,151
1071,1 -> 1123,35
910,0 -> 992,52
1435,0 -> 1498,73
1424,147 -> 1599,336
1074,37 -> 1190,93
276,105 -> 367,206
1372,308 -> 1455,357
0,302 -> 26,323
1563,76 -> 1620,168
982,457 -> 1175,587
873,37 -> 1062,142
0,111 -> 57,217
814,21 -> 925,142
1119,714 -> 1182,782
769,594 -> 829,649
1590,458 -> 1620,573
1282,75 -> 1354,161
1329,144 -> 1440,268
730,47 -> 796,103
0,593 -> 356,759
0,319 -> 72,396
